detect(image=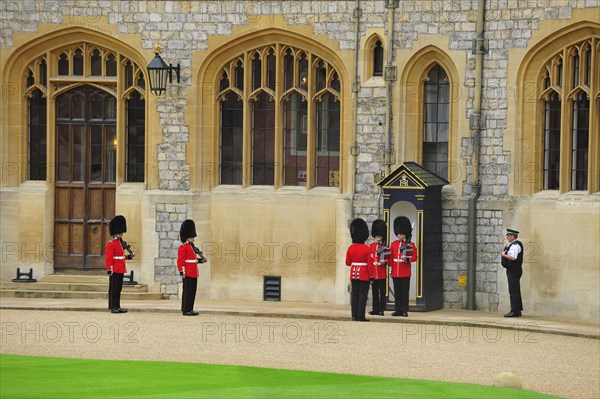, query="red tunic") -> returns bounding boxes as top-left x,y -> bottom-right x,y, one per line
345,243 -> 372,281
368,242 -> 388,280
105,238 -> 127,274
177,243 -> 199,278
389,240 -> 418,278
